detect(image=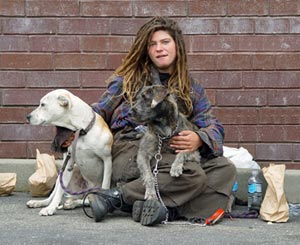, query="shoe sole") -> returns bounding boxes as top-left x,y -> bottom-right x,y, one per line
132,200 -> 145,222
140,199 -> 167,226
